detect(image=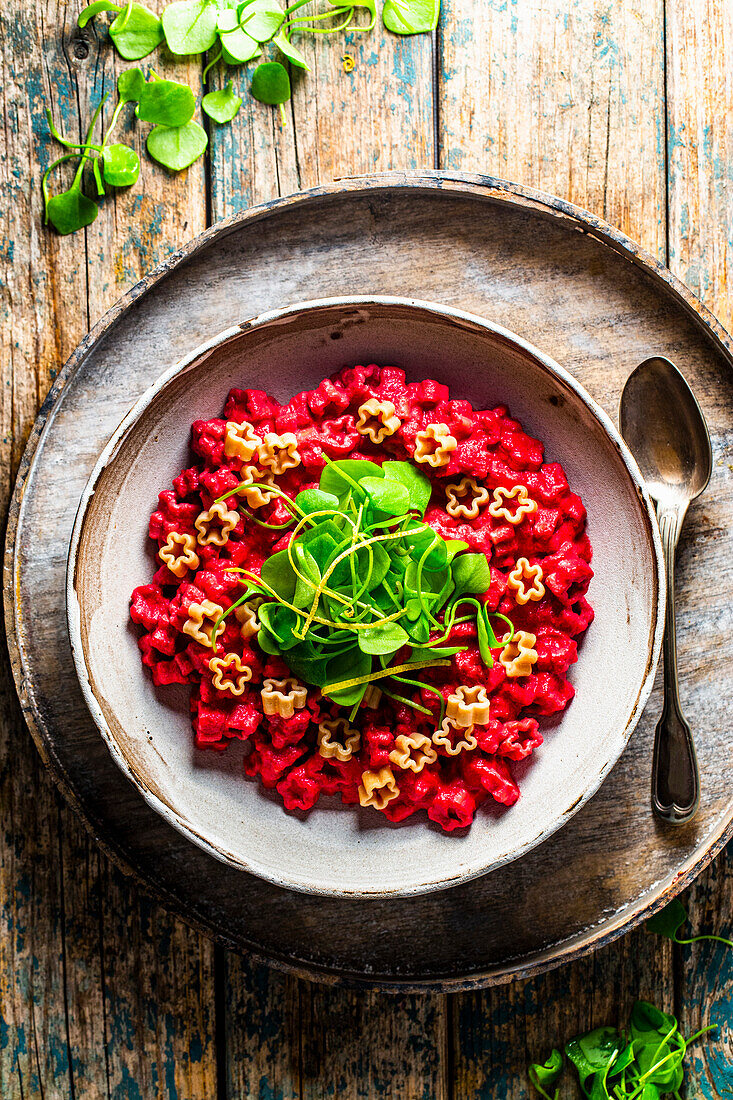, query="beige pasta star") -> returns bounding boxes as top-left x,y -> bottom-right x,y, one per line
158,531 -> 200,578
445,475 -> 490,519
413,423 -> 457,468
488,484 -> 538,525
182,599 -> 226,649
236,465 -> 278,508
507,557 -> 545,605
259,432 -> 301,475
235,601 -> 260,640
208,653 -> 253,696
446,684 -> 491,727
499,630 -> 538,678
389,732 -> 437,773
317,717 -> 361,763
224,420 -> 262,463
355,398 -> 402,444
432,717 -> 478,756
194,501 -> 240,547
261,676 -> 308,718
358,767 -> 400,810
